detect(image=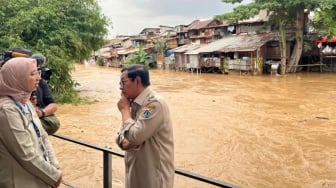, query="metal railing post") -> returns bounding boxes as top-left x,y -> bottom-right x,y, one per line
103,151 -> 112,188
